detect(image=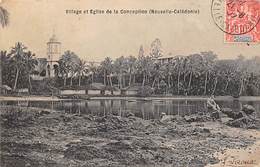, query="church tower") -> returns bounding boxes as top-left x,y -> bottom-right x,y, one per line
46,34 -> 61,77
